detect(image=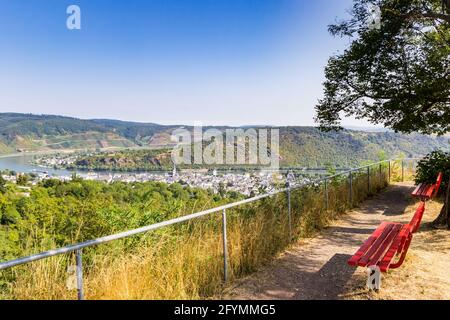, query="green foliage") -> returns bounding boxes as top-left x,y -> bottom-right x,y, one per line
0,165 -> 391,299
0,175 -> 6,194
70,149 -> 173,171
325,162 -> 337,176
0,179 -> 242,263
0,113 -> 107,138
316,0 -> 450,135
415,150 -> 450,195
277,127 -> 449,168
16,175 -> 28,186
377,150 -> 387,161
